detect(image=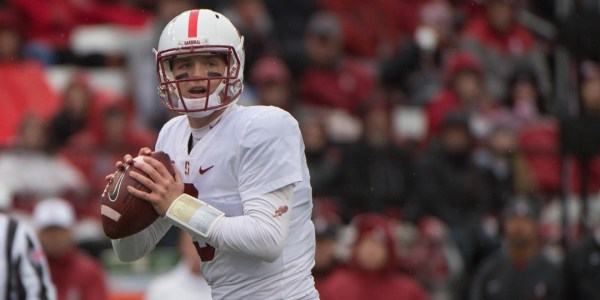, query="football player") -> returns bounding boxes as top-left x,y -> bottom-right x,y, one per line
109,9 -> 319,300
